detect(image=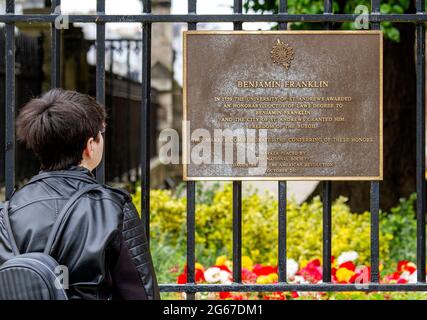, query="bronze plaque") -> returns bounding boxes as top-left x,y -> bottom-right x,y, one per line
183,31 -> 383,180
